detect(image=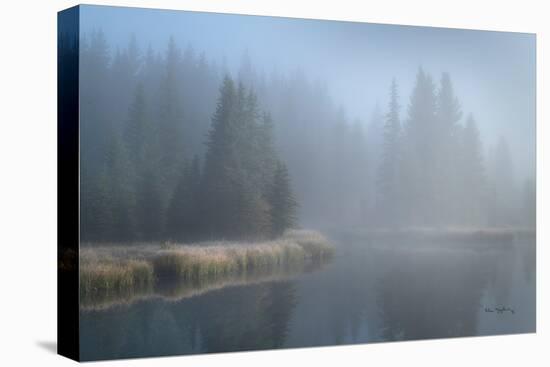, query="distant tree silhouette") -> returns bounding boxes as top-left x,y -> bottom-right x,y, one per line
401,67 -> 438,225
157,36 -> 186,194
376,79 -> 402,227
458,114 -> 486,225
80,29 -> 110,176
435,72 -> 463,224
365,103 -> 384,222
124,83 -> 150,169
77,33 -> 532,244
